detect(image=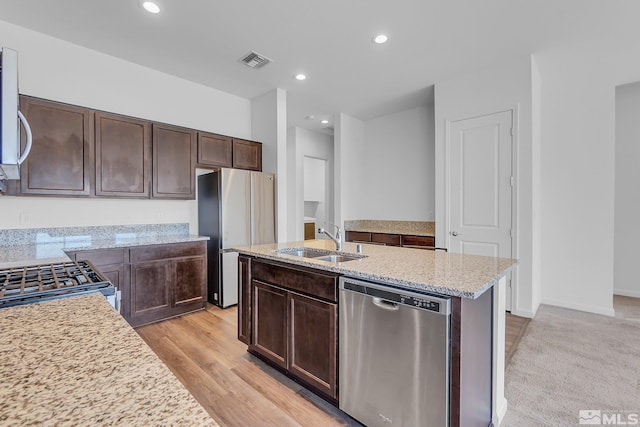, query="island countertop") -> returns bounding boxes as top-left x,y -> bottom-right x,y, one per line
234,240 -> 517,299
0,292 -> 217,426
